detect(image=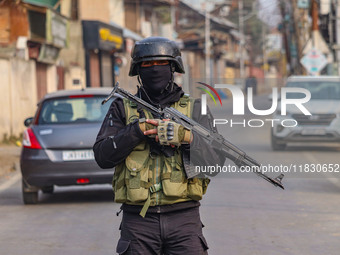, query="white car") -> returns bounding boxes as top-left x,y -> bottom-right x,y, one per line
271,76 -> 340,150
